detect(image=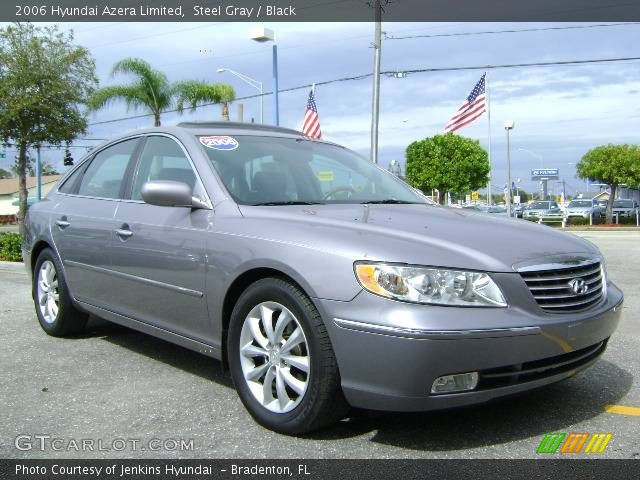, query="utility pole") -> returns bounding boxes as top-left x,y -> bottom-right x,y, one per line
370,0 -> 382,164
